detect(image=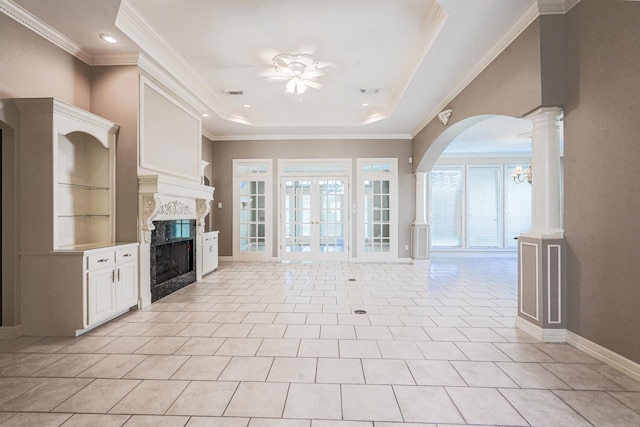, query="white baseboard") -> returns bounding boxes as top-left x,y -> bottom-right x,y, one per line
516,318 -> 640,382
515,317 -> 567,342
0,324 -> 23,339
567,331 -> 640,382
